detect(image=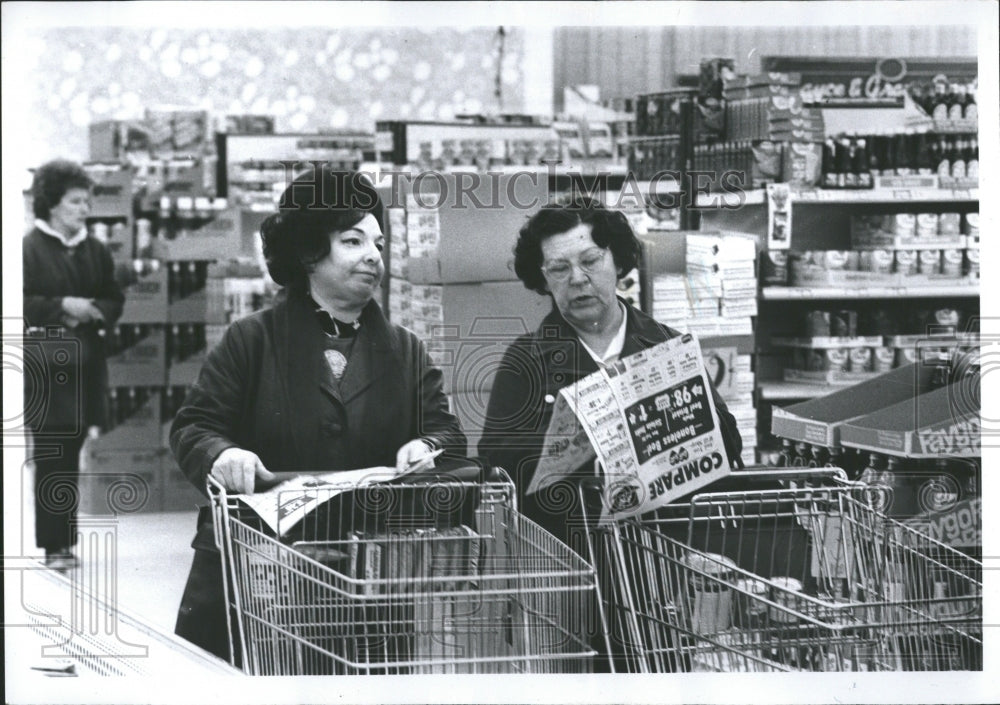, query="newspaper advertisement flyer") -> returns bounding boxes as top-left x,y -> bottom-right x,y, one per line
233,467 -> 398,536
527,334 -> 731,523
